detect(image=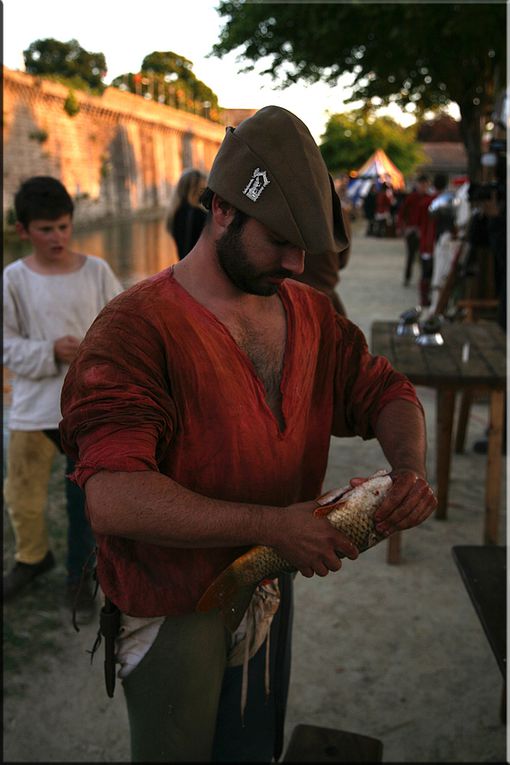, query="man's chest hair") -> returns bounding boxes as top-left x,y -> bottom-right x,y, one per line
226,311 -> 286,405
